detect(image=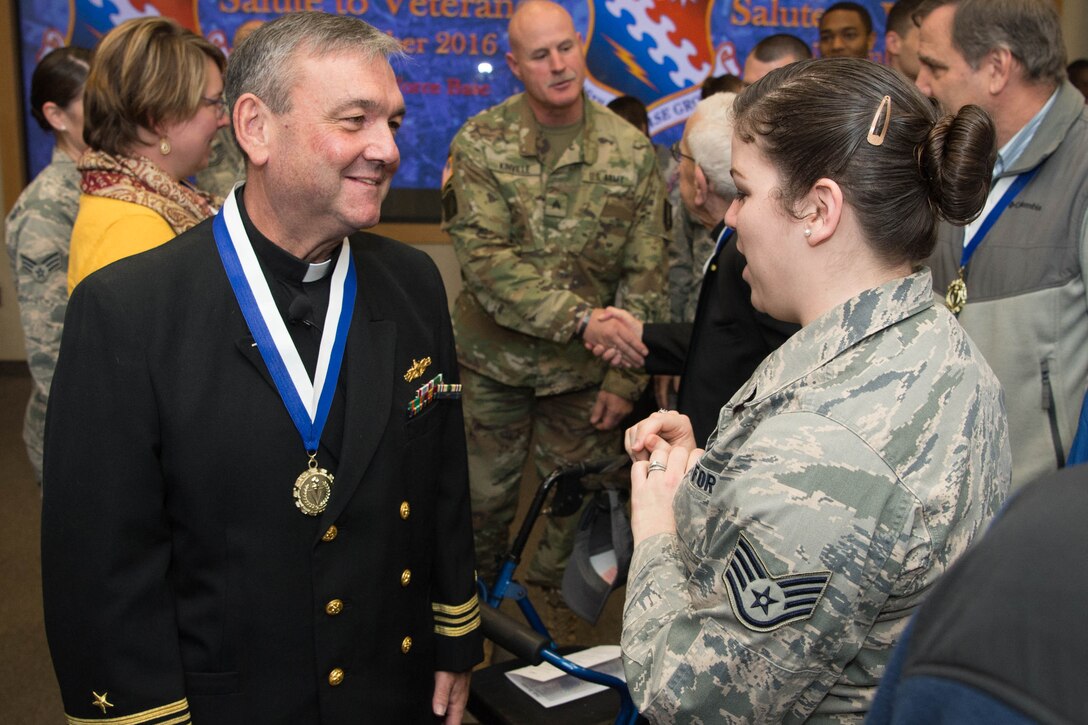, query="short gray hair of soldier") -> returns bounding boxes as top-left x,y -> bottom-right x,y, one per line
685,92 -> 738,199
915,0 -> 1065,86
224,12 -> 404,117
